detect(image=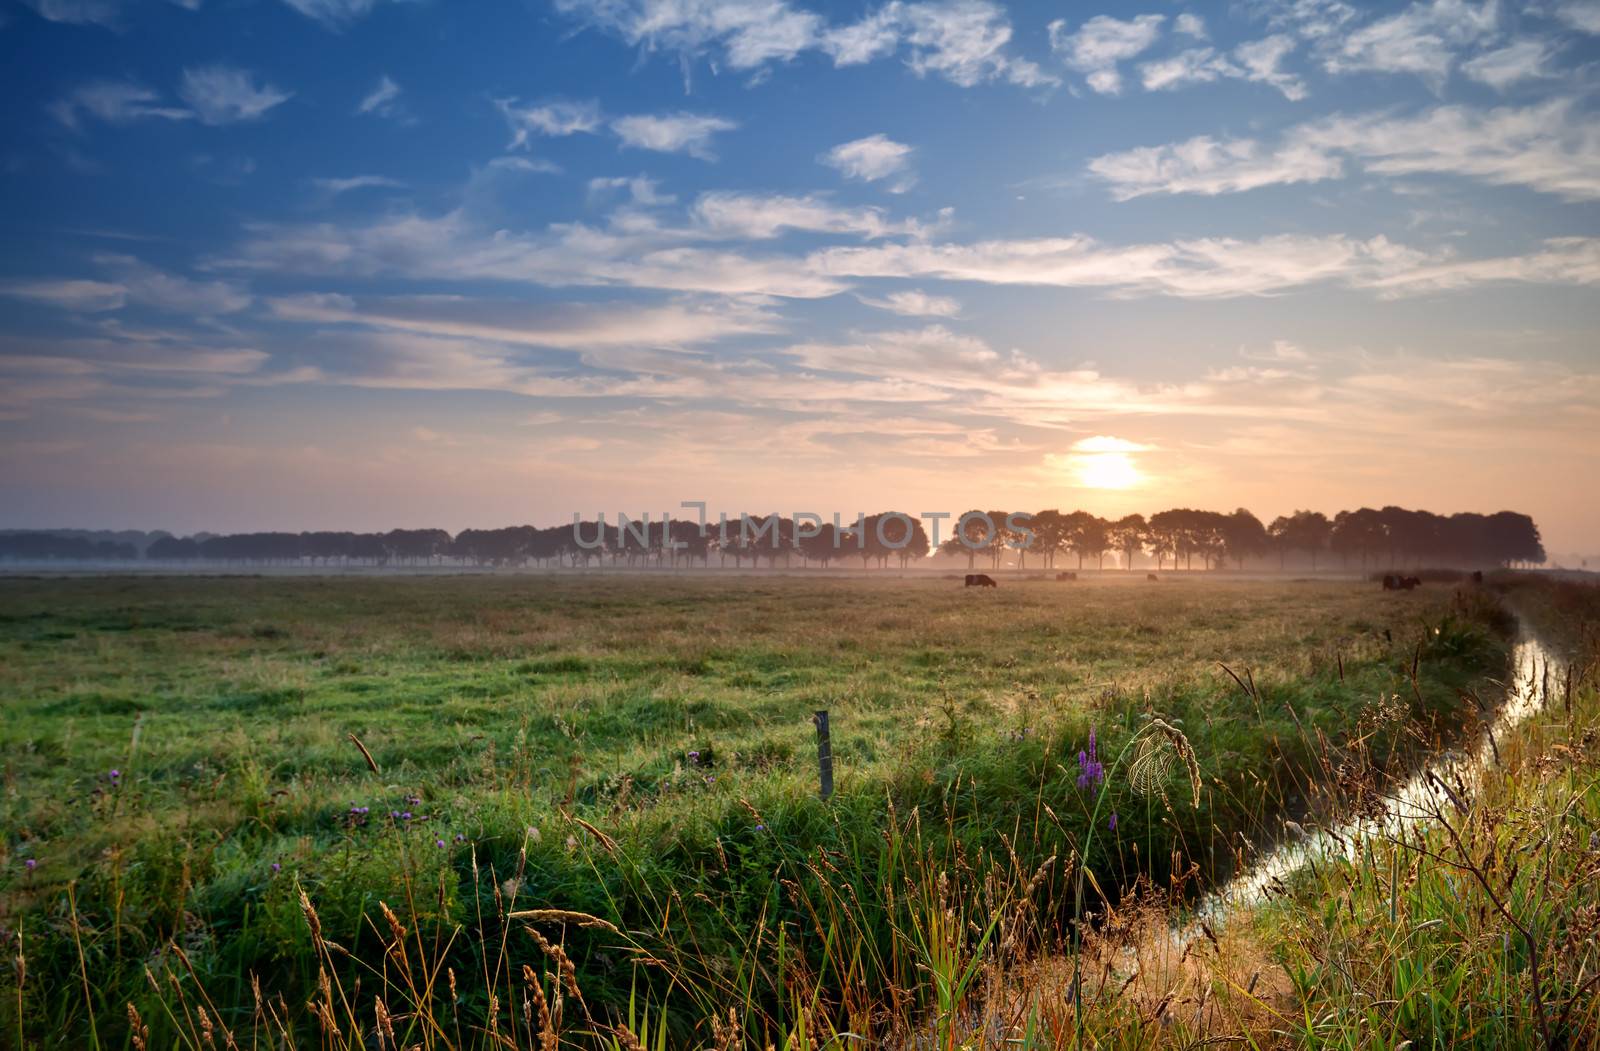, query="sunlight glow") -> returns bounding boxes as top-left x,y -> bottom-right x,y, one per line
1072,452 -> 1143,490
